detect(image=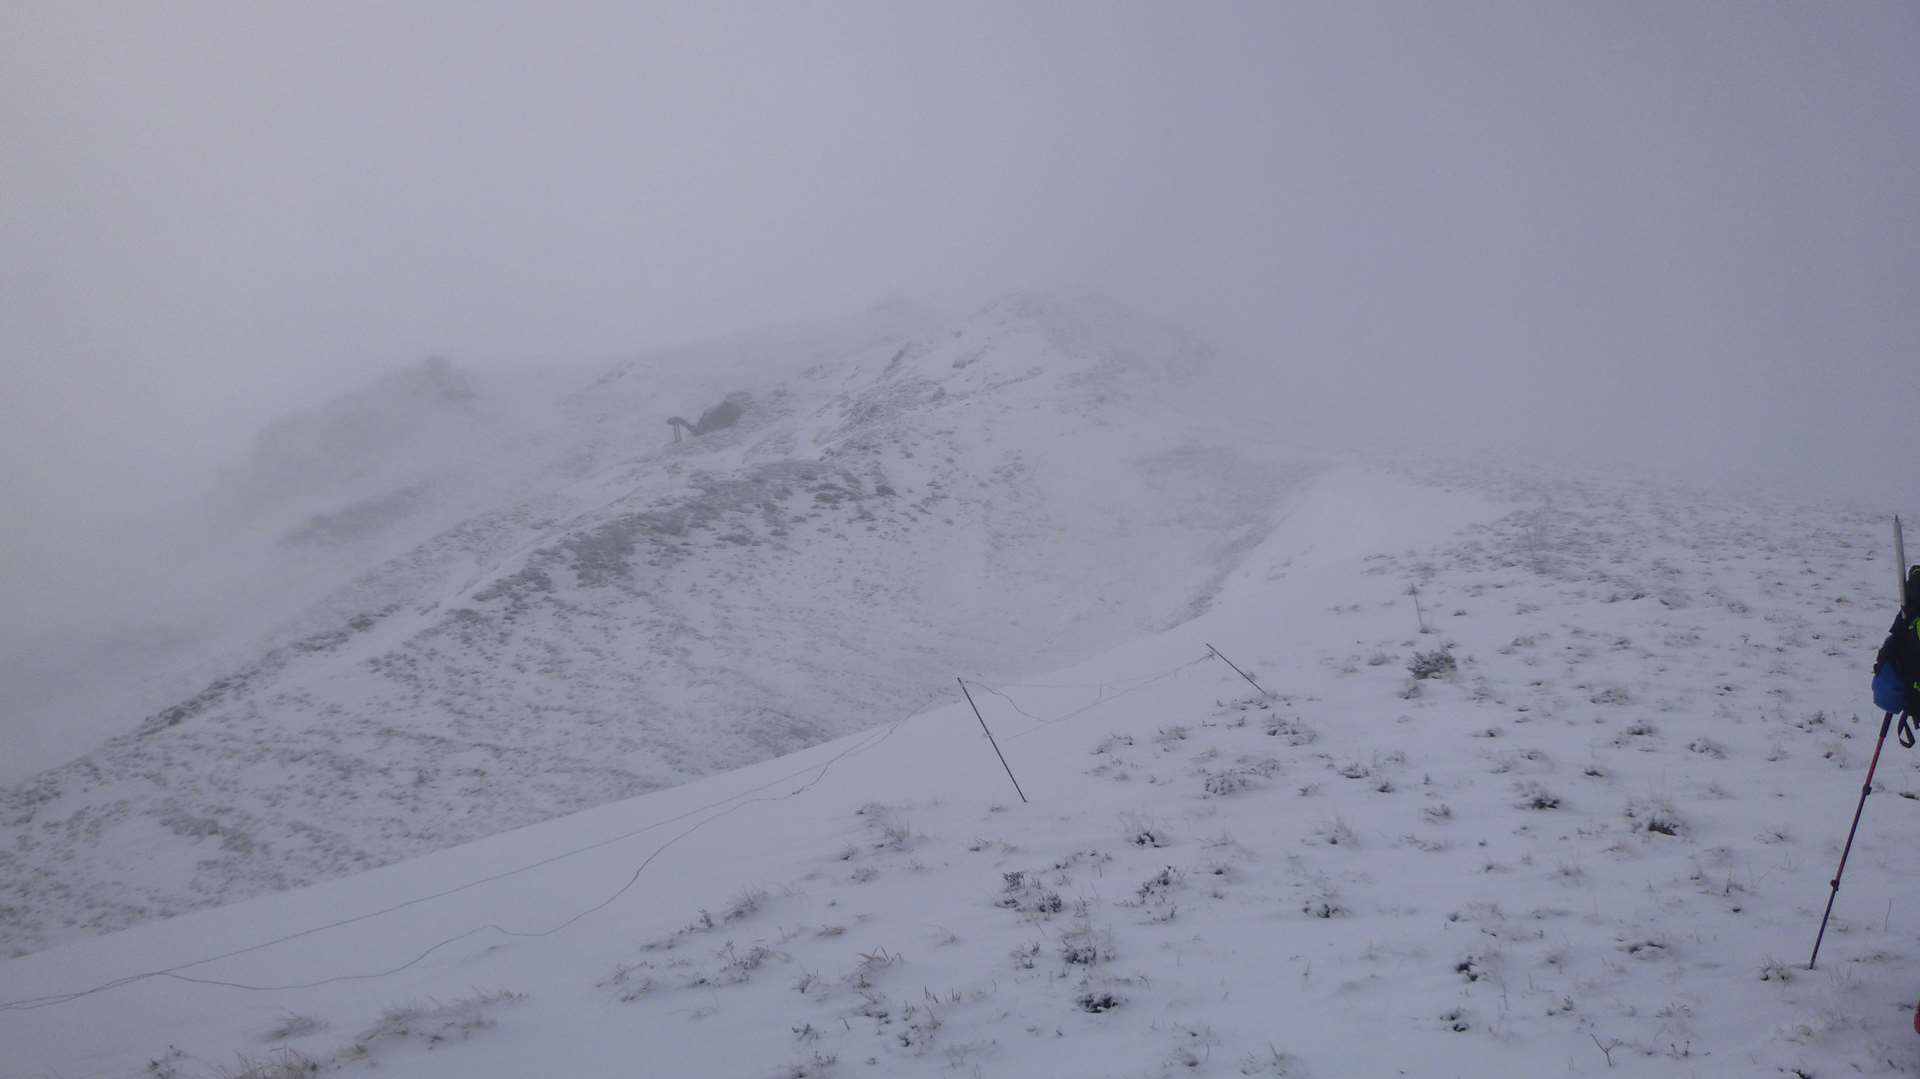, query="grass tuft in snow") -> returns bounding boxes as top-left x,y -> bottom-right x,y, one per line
856,803 -> 913,849
260,1012 -> 326,1043
1010,940 -> 1042,970
724,886 -> 771,922
1408,647 -> 1455,680
1298,871 -> 1348,919
845,947 -> 900,990
1516,782 -> 1562,810
1309,817 -> 1359,847
1122,812 -> 1172,848
600,960 -> 658,1002
996,870 -> 1065,918
356,990 -> 525,1050
1075,988 -> 1123,1013
1204,769 -> 1256,797
717,941 -> 788,984
1135,865 -> 1183,903
776,1050 -> 839,1078
1624,796 -> 1688,837
146,1047 -> 189,1078
211,1049 -> 320,1079
1059,923 -> 1115,966
1238,1043 -> 1308,1076
1264,716 -> 1319,745
1687,737 -> 1729,759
